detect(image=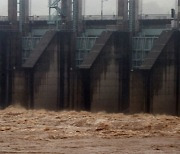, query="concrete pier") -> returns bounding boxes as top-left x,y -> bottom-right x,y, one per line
8,0 -> 17,22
